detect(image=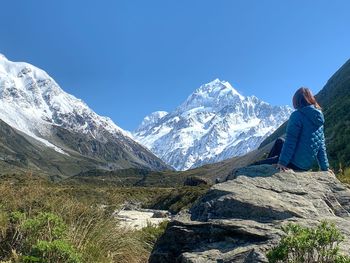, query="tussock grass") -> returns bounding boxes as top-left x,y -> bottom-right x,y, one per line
150,186 -> 210,213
